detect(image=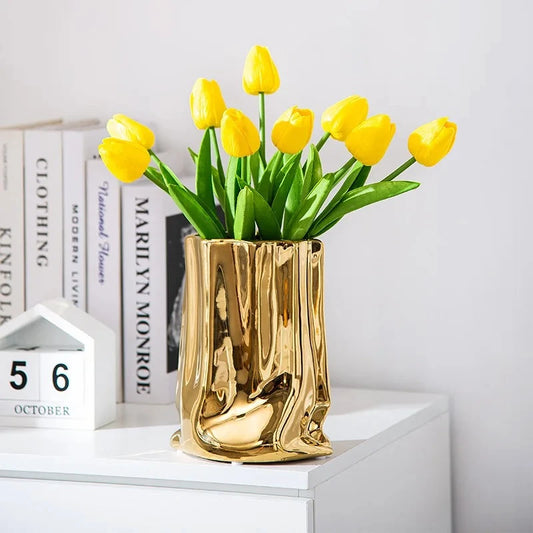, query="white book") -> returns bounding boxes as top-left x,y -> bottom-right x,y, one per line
24,127 -> 64,308
24,121 -> 98,309
0,121 -> 61,325
86,158 -> 123,402
122,173 -> 195,404
0,129 -> 26,326
62,125 -> 105,309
